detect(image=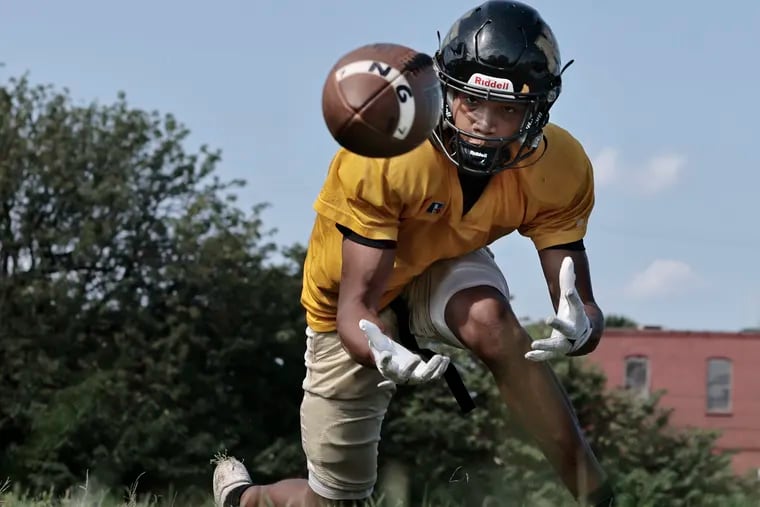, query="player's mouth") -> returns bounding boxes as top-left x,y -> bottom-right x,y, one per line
461,136 -> 500,148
